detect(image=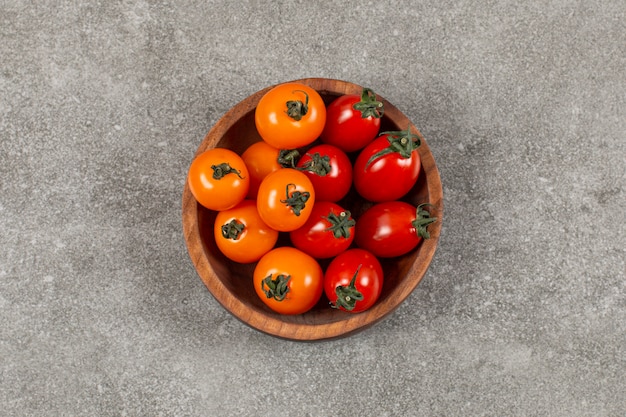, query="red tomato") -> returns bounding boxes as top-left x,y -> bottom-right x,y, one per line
324,249 -> 384,313
255,83 -> 326,149
355,202 -> 437,258
187,148 -> 249,211
256,168 -> 315,232
214,200 -> 279,263
320,88 -> 384,152
253,247 -> 324,315
289,201 -> 355,259
295,144 -> 352,202
353,126 -> 422,202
